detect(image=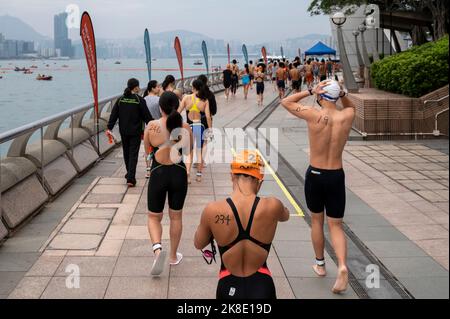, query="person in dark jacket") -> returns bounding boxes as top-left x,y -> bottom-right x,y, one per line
107,78 -> 153,187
